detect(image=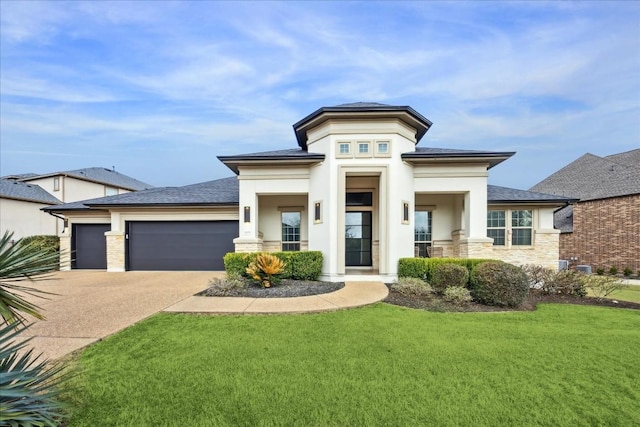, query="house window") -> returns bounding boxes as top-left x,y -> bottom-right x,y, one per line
339,143 -> 350,154
356,141 -> 372,157
487,210 -> 533,246
53,177 -> 60,191
512,210 -> 533,245
414,211 -> 432,257
314,201 -> 322,223
487,210 -> 506,246
105,186 -> 118,196
375,141 -> 391,157
282,212 -> 301,251
346,192 -> 373,206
